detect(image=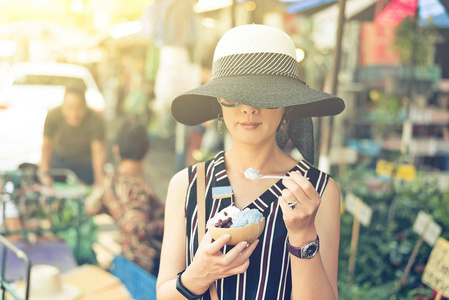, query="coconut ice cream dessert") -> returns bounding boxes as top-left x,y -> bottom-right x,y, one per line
207,205 -> 265,245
